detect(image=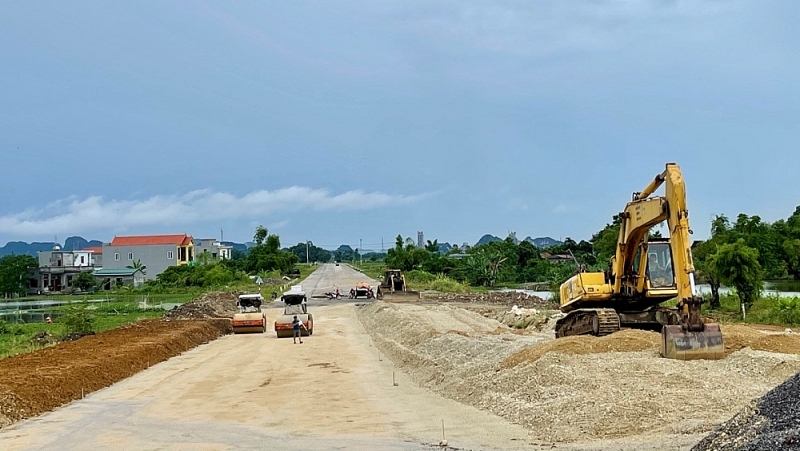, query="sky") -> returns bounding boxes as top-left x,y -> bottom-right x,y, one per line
1,1 -> 799,251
